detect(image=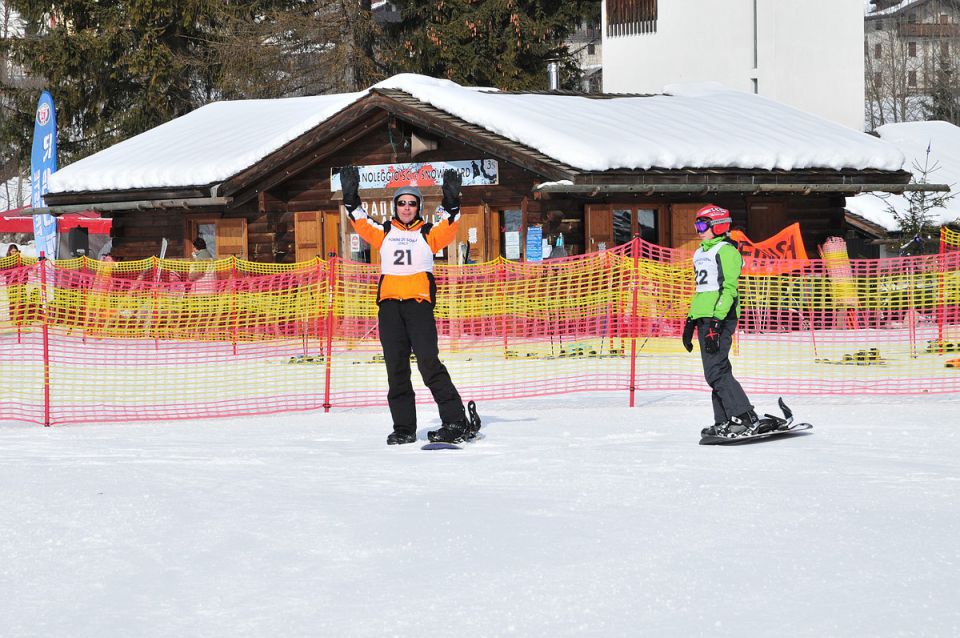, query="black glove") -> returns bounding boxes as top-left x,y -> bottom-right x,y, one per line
681,318 -> 696,353
703,318 -> 723,354
441,169 -> 462,216
340,165 -> 361,212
